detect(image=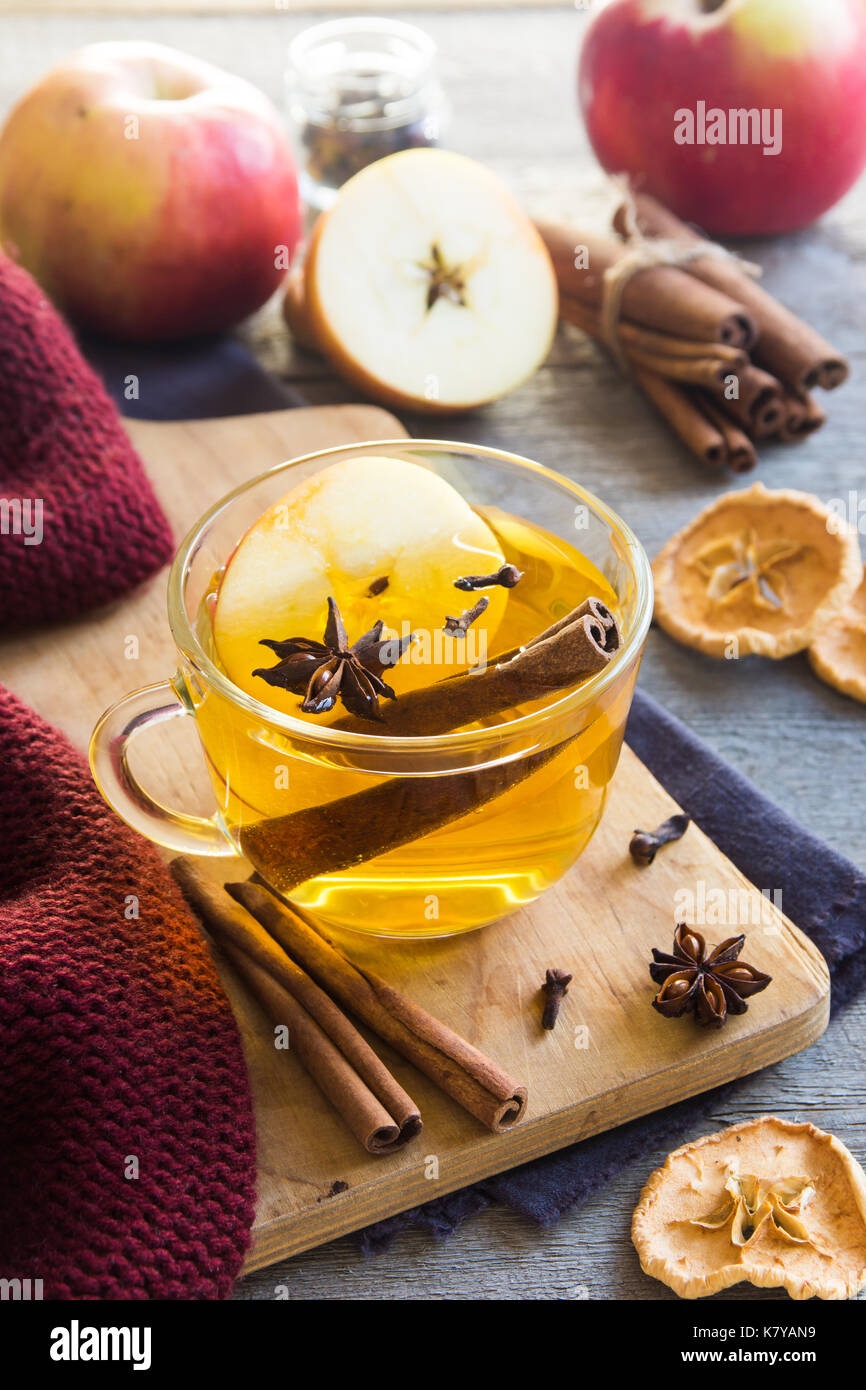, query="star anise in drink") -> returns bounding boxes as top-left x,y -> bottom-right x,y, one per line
649,922 -> 771,1029
254,596 -> 413,722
